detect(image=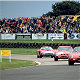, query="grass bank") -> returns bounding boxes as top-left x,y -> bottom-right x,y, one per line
0,48 -> 37,55
0,58 -> 37,69
0,40 -> 80,44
